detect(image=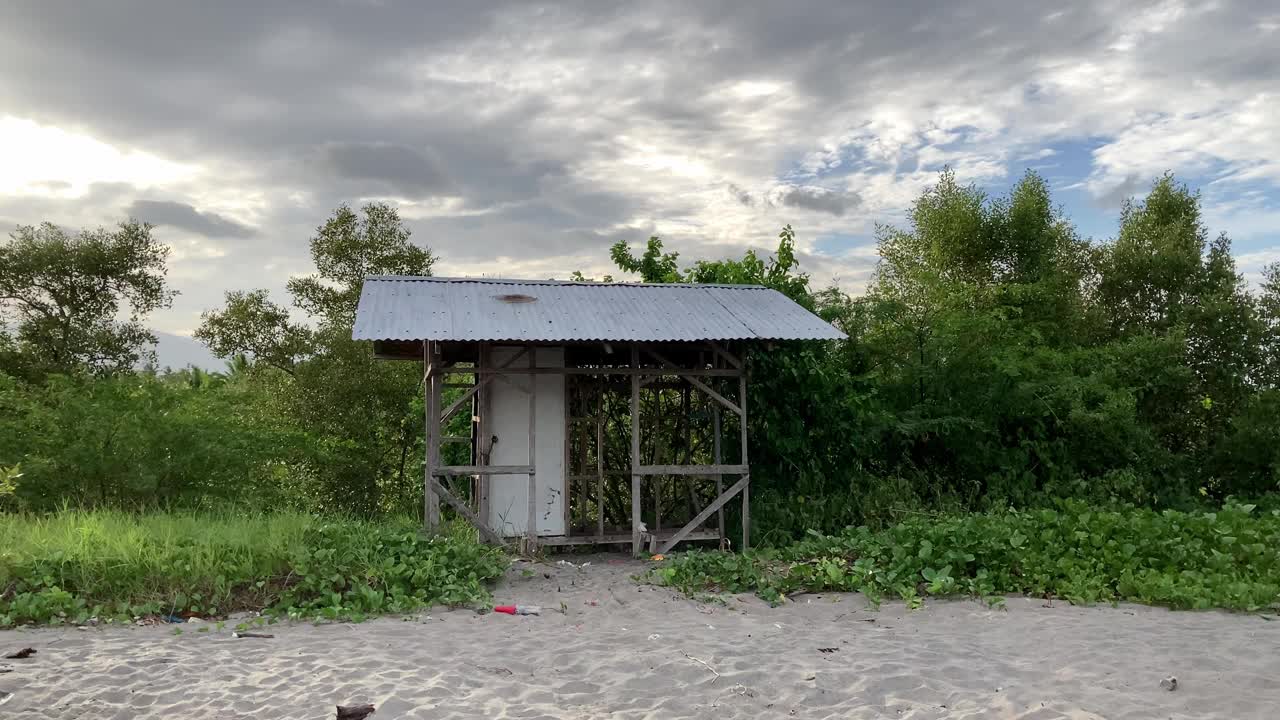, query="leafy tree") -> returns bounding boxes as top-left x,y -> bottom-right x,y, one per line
196,202 -> 435,515
0,370 -> 304,509
0,221 -> 174,377
1258,263 -> 1280,389
194,290 -> 312,375
609,236 -> 682,283
287,203 -> 434,325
